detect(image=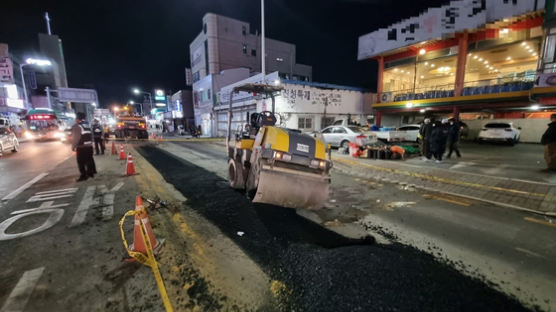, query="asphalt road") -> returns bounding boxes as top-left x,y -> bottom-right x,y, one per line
407,141 -> 555,184
0,141 -> 72,201
137,140 -> 551,311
